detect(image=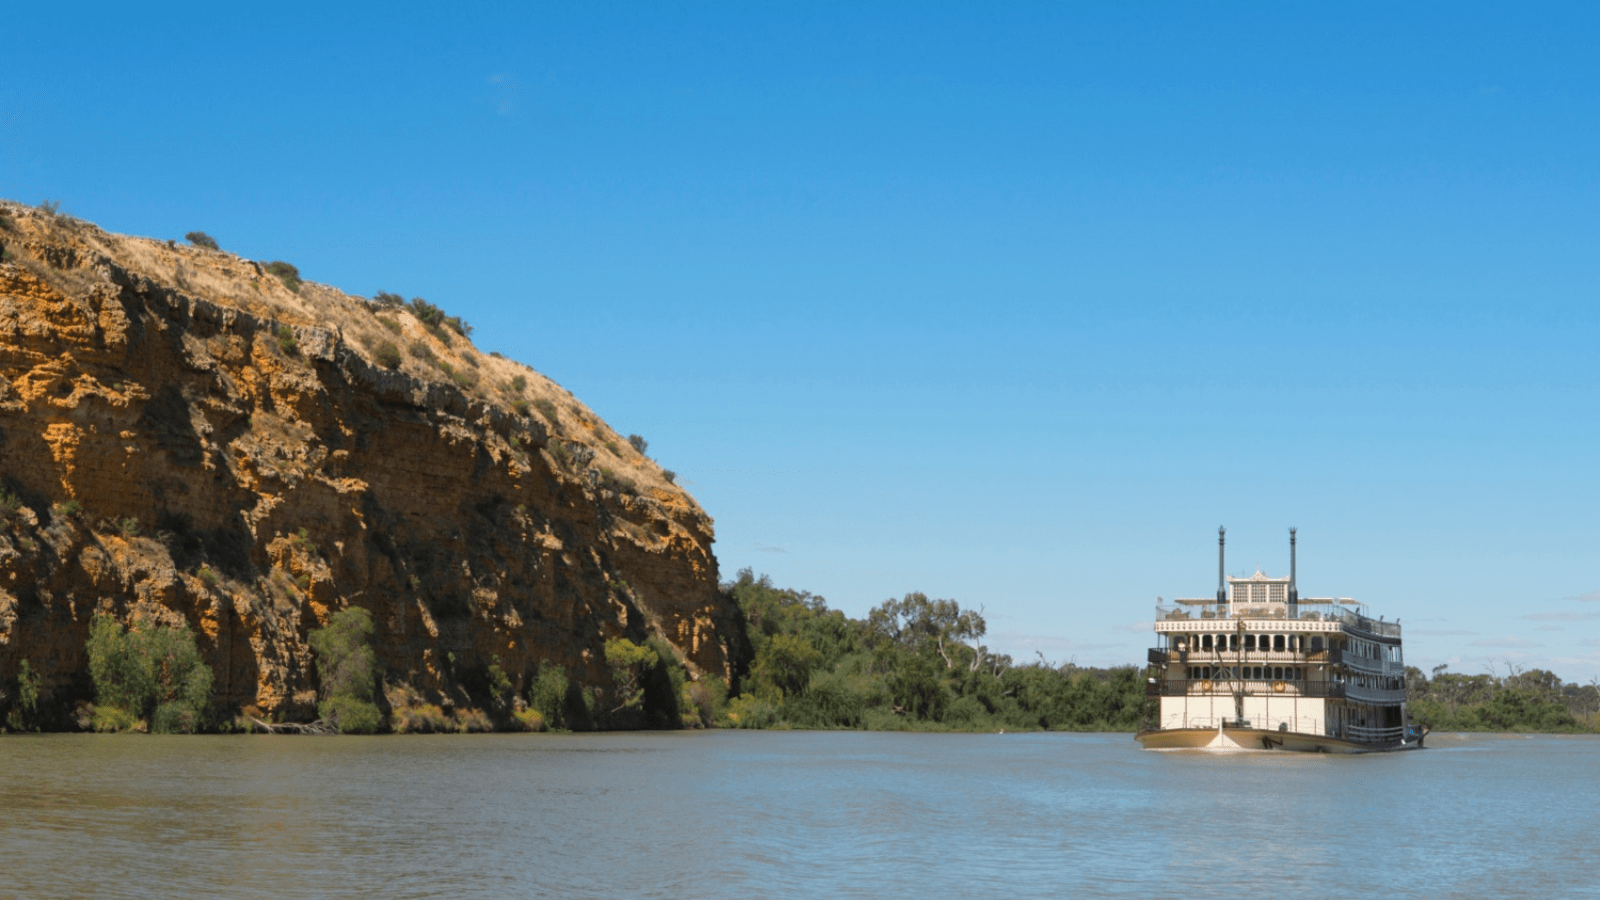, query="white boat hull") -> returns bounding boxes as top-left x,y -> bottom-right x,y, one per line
1136,726 -> 1425,754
